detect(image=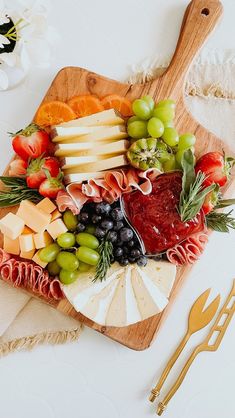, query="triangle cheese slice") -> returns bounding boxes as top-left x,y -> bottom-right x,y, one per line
62,261 -> 177,327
